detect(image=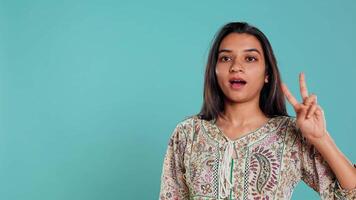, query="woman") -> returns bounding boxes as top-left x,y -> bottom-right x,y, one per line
159,22 -> 356,200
